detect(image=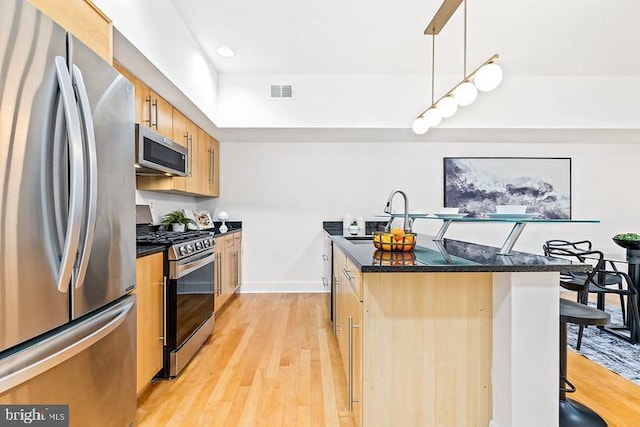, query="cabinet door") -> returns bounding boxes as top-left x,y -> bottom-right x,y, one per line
169,109 -> 189,193
28,0 -> 112,63
150,90 -> 173,139
113,63 -> 145,124
186,119 -> 201,194
233,232 -> 242,292
213,239 -> 224,313
222,235 -> 235,297
346,287 -> 362,427
199,130 -> 220,197
134,253 -> 165,395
